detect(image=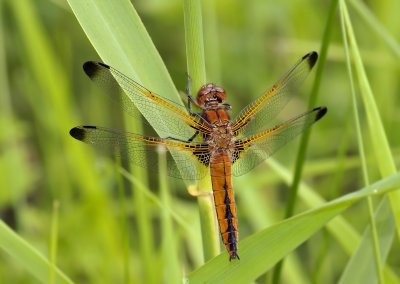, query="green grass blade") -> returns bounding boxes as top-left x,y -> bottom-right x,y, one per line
188,173 -> 400,283
49,201 -> 60,284
273,0 -> 338,282
0,221 -> 73,284
183,0 -> 206,92
342,0 -> 400,242
159,150 -> 182,283
115,157 -> 132,284
268,156 -> 400,283
183,0 -> 220,262
339,200 -> 395,284
341,3 -> 397,177
340,1 -> 383,282
266,159 -> 360,254
124,114 -> 154,282
119,168 -> 191,231
286,0 -> 338,218
267,158 -> 398,281
337,1 -> 400,282
196,192 -> 220,261
349,0 -> 400,58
